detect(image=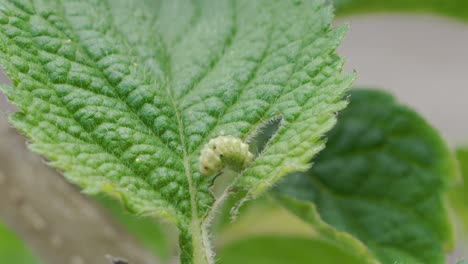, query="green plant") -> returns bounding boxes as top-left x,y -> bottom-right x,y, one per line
0,0 -> 466,263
